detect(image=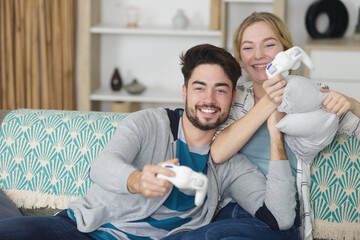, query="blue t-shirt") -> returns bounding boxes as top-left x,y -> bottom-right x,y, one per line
240,122 -> 297,177
76,110 -> 210,240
